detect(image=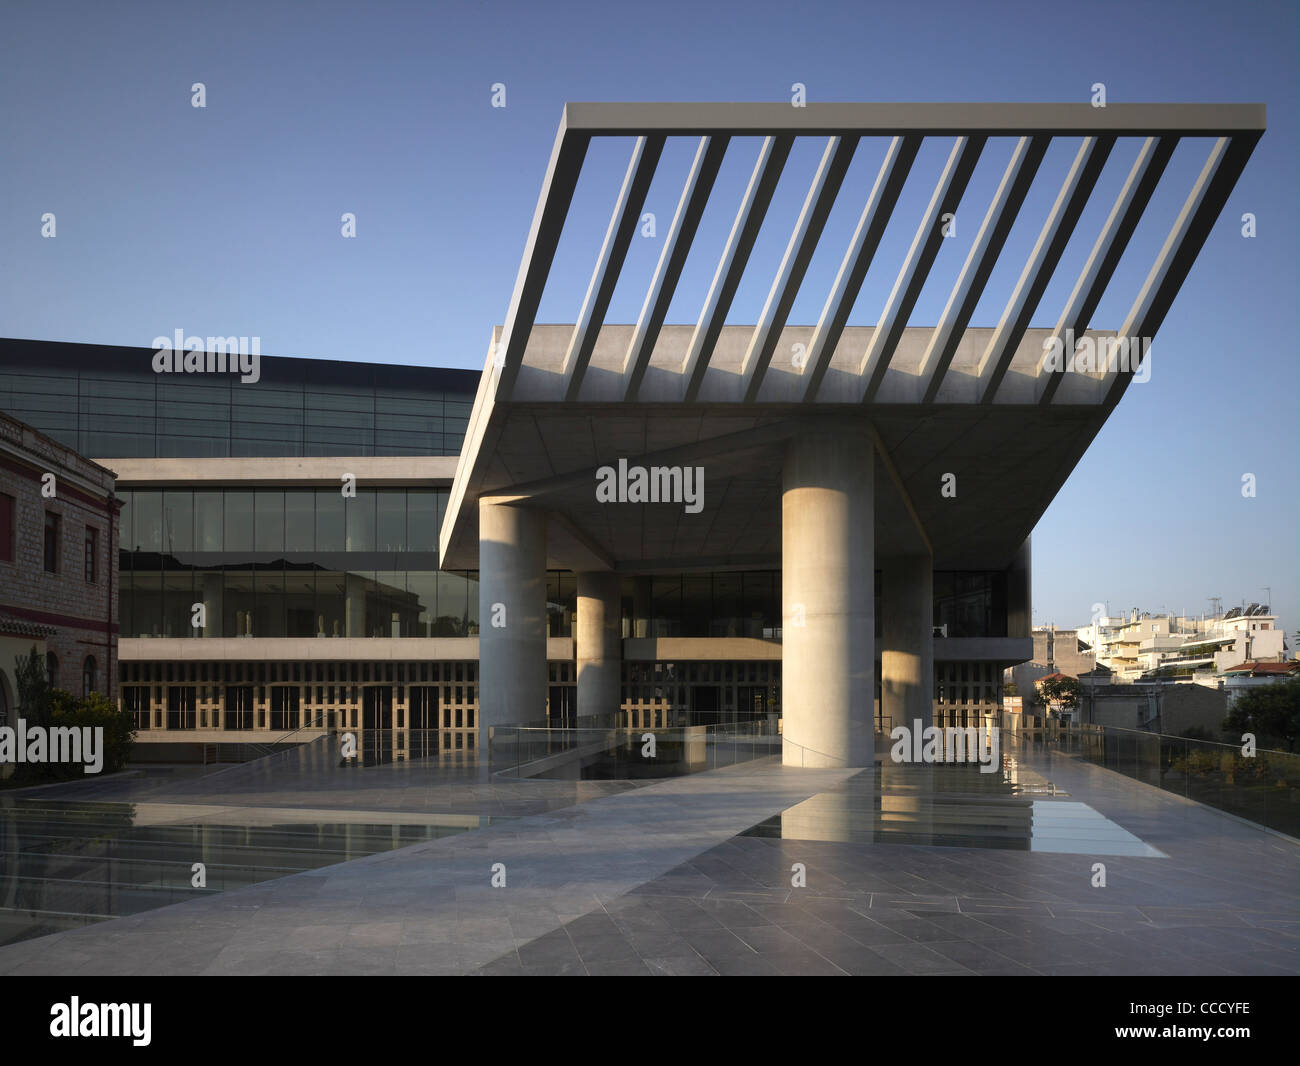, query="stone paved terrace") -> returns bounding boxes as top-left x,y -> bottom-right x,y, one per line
0,739 -> 1295,977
